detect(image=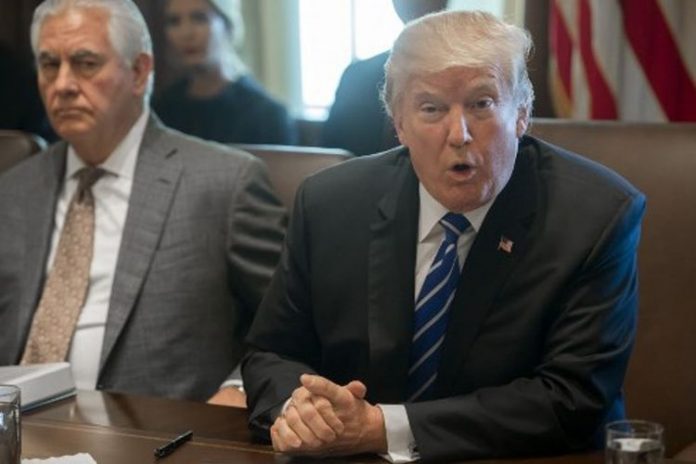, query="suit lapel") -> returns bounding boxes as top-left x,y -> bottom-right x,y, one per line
17,145 -> 67,360
436,149 -> 538,394
100,118 -> 183,369
367,150 -> 420,403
